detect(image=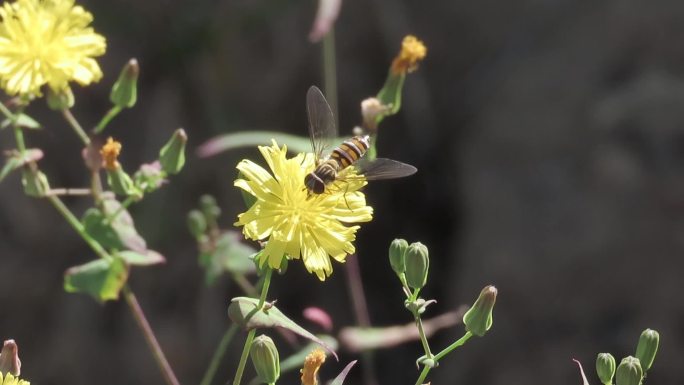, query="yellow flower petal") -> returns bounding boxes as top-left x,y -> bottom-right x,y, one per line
234,141 -> 373,279
0,0 -> 106,97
